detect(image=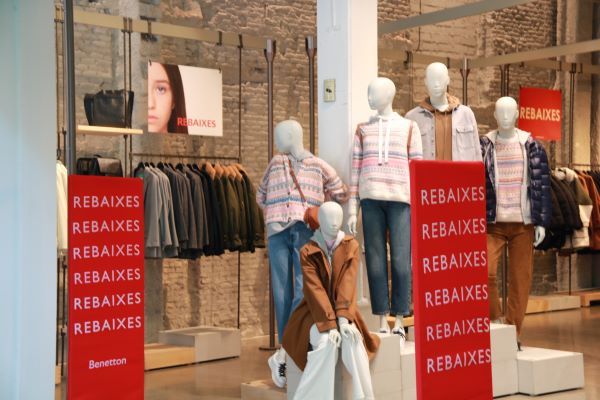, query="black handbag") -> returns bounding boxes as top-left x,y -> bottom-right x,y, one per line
84,89 -> 134,128
76,155 -> 123,177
